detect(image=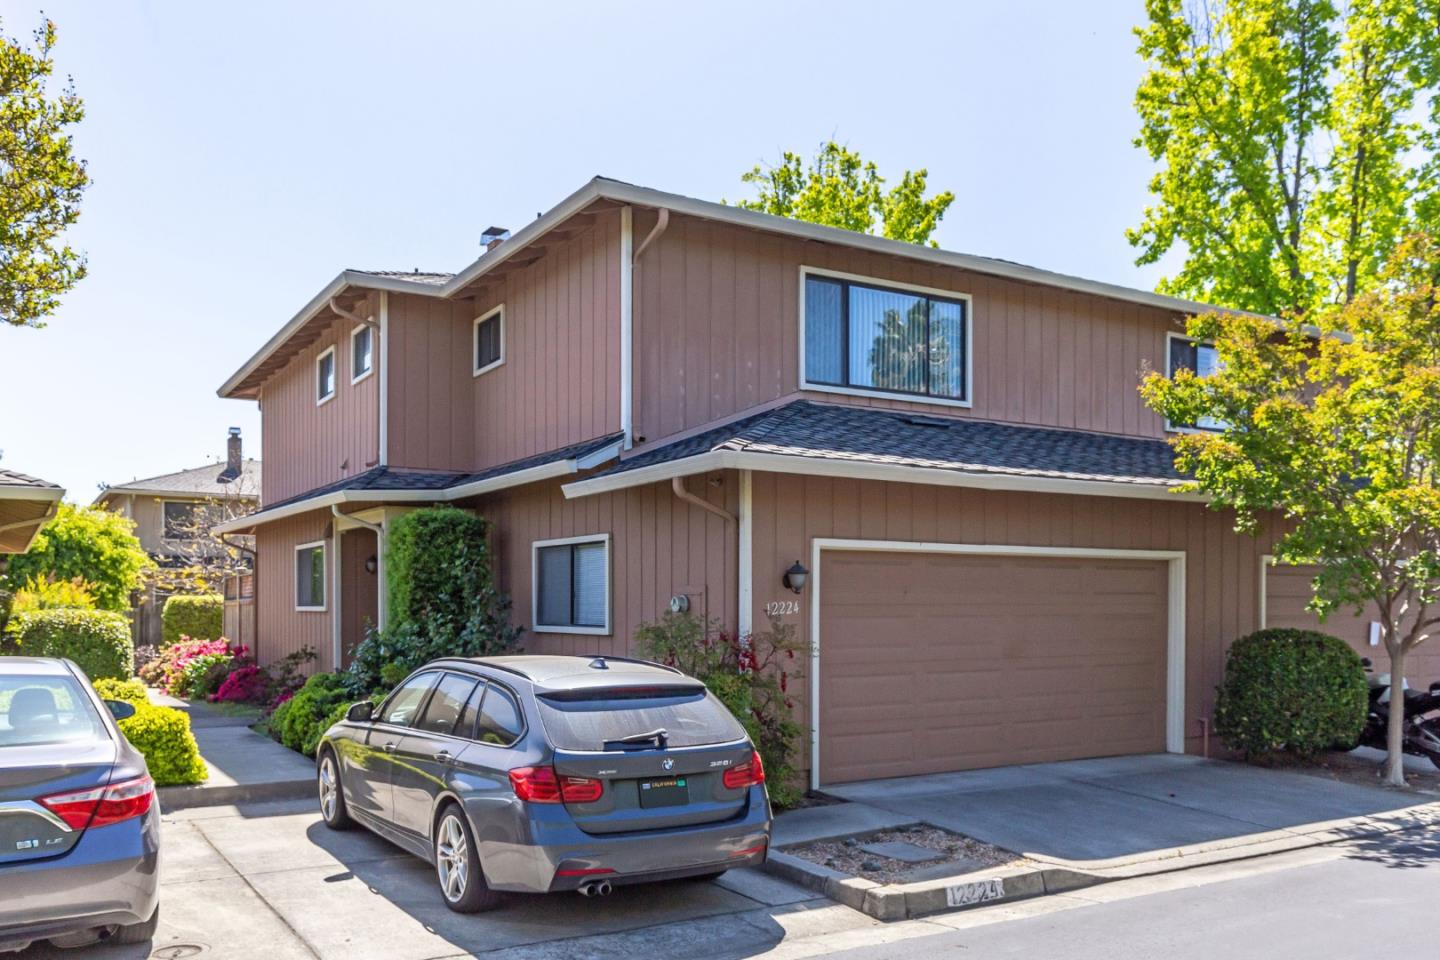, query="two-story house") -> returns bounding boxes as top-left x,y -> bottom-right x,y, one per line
215,177 -> 1414,787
